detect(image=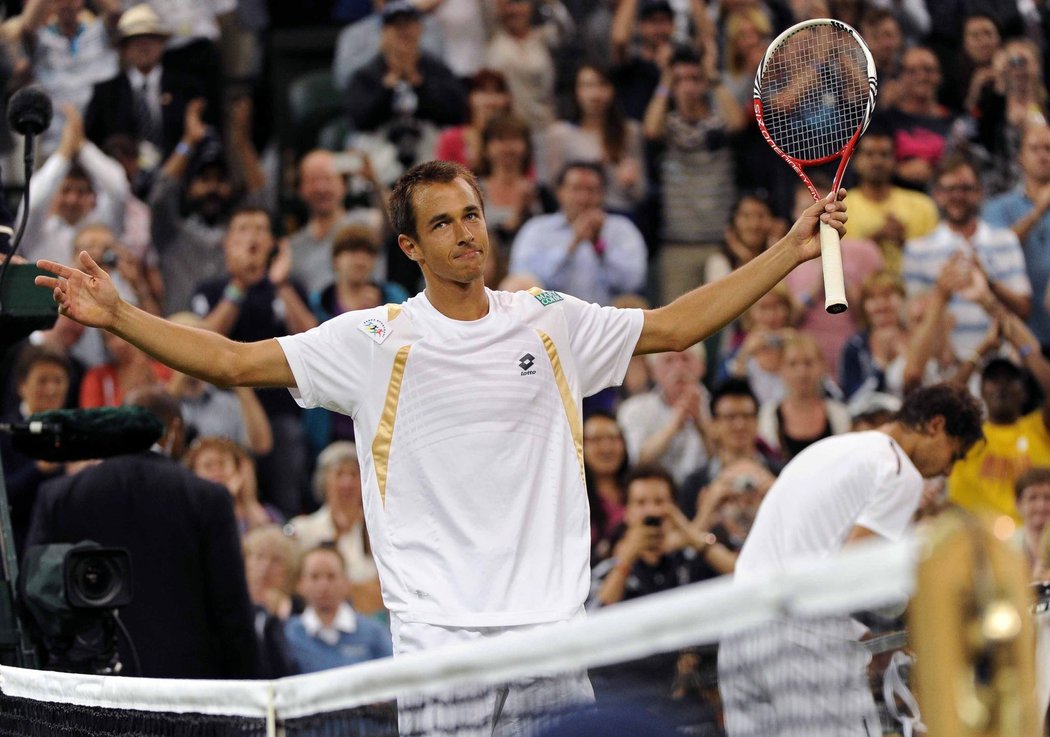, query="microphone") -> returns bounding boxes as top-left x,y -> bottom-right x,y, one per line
0,407 -> 164,461
0,85 -> 55,336
7,85 -> 54,136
